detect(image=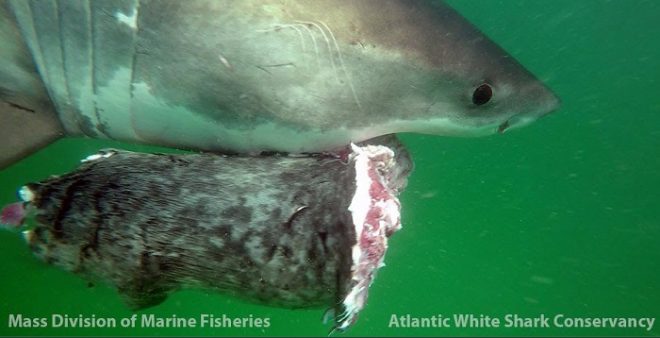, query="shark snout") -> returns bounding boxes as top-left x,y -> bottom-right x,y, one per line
499,84 -> 560,134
